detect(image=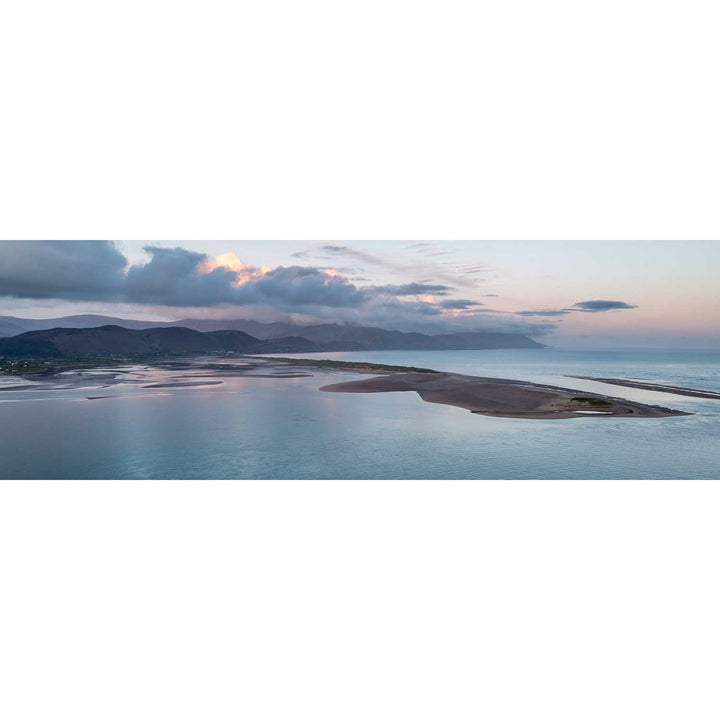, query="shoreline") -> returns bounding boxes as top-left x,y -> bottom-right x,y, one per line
0,354 -> 440,378
566,376 -> 720,400
0,355 -> 699,419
